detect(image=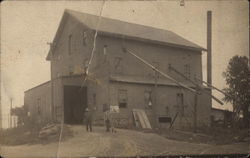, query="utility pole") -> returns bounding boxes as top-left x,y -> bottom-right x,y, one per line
193,86 -> 199,133
47,42 -> 55,122
10,98 -> 13,128
153,64 -> 159,127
